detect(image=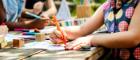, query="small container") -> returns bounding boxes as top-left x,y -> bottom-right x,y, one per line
13,38 -> 24,48
35,33 -> 46,42
0,24 -> 9,36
